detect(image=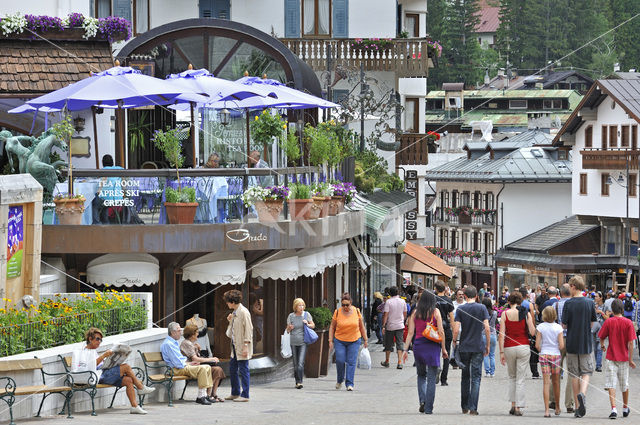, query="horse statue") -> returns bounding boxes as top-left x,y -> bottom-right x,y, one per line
26,130 -> 68,202
1,130 -> 35,174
